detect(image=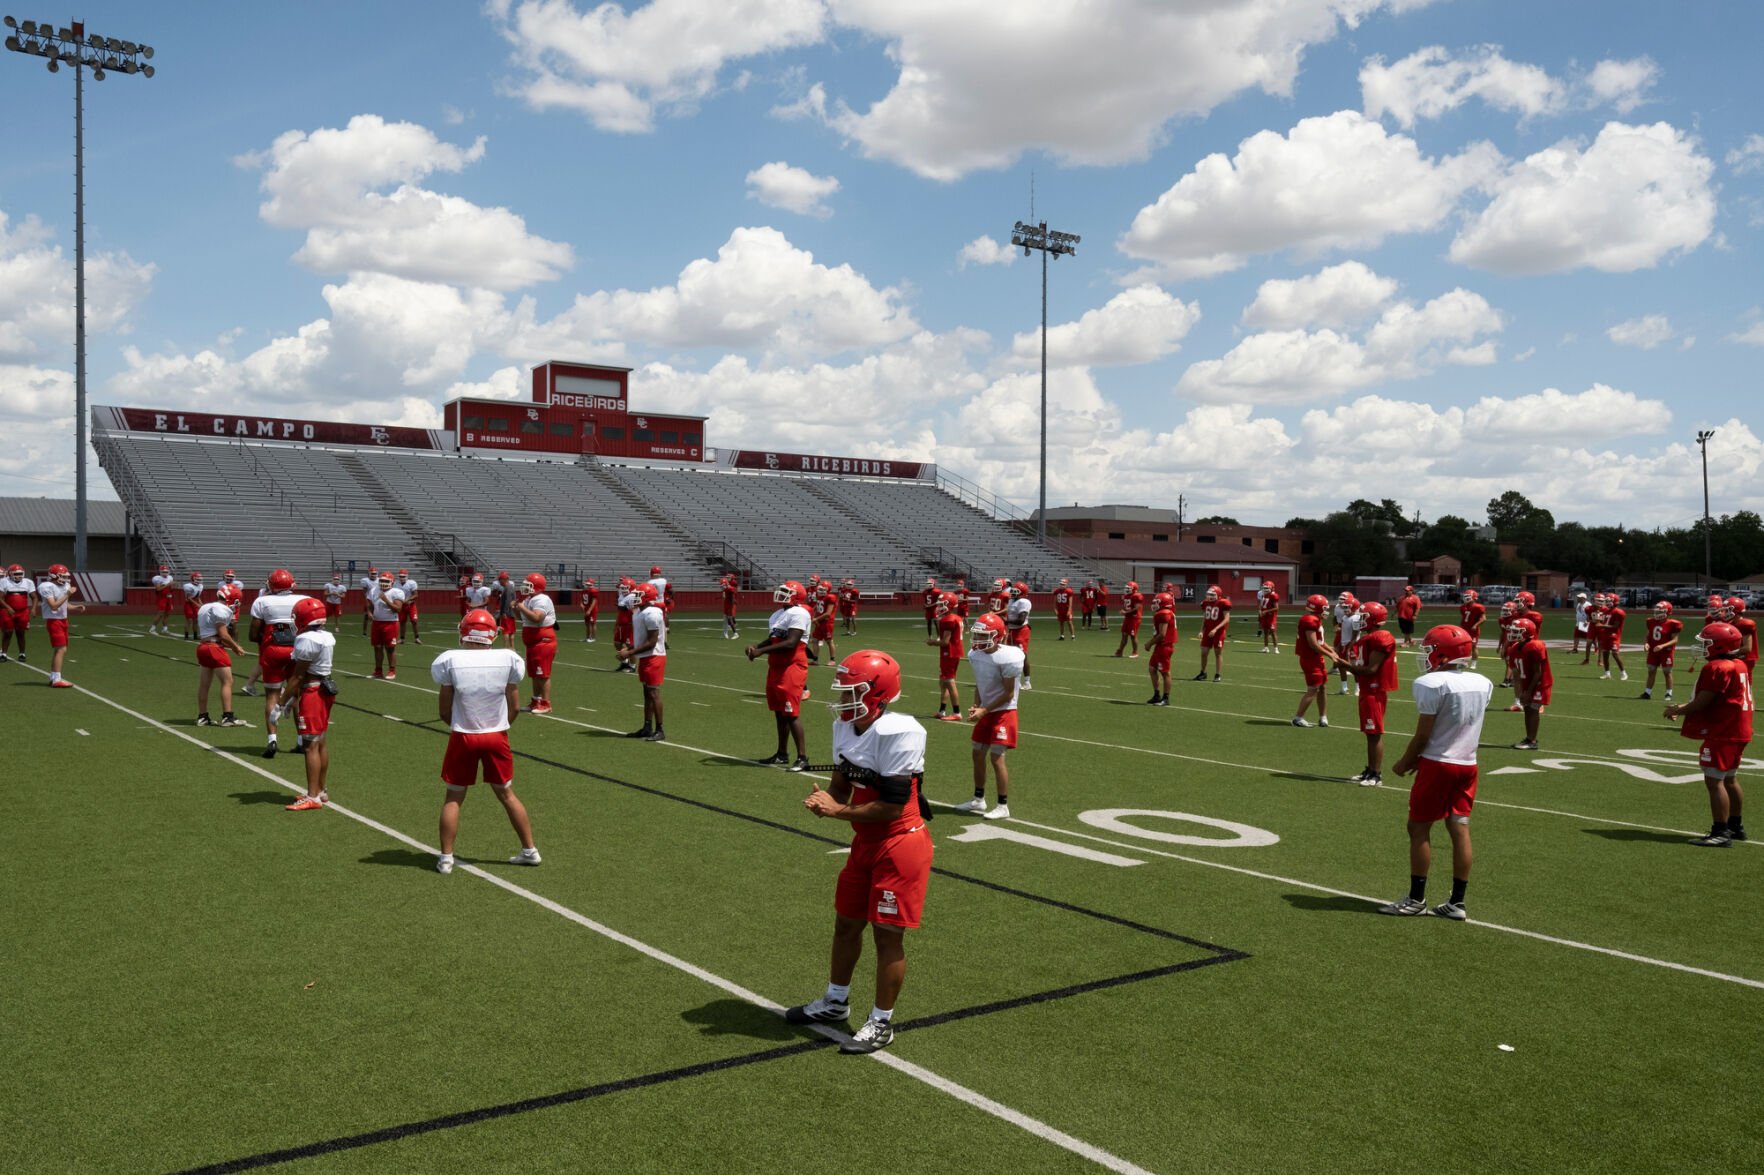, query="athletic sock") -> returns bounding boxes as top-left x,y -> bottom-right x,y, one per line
869,1006 -> 893,1024
995,795 -> 1008,807
825,982 -> 851,1004
1450,878 -> 1468,905
973,788 -> 986,799
1408,875 -> 1427,902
